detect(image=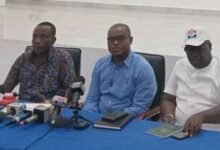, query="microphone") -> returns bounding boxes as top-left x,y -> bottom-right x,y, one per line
50,90 -> 67,125
70,76 -> 89,129
21,115 -> 38,125
51,95 -> 67,107
0,107 -> 15,122
70,76 -> 85,107
6,103 -> 26,116
21,105 -> 50,125
5,111 -> 32,126
0,103 -> 26,123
